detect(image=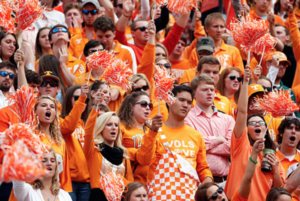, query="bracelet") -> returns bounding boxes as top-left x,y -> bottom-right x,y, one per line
249,157 -> 258,164
123,13 -> 130,18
